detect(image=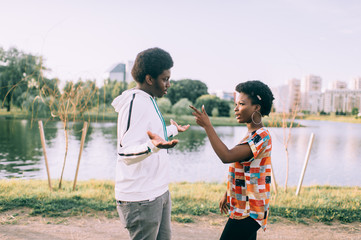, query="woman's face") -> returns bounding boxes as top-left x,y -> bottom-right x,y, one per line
234,92 -> 258,124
